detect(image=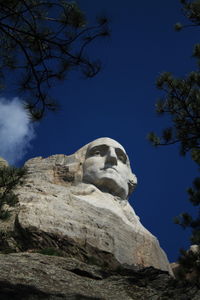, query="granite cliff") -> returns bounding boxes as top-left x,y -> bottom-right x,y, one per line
1,138 -> 196,299
0,252 -> 199,300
